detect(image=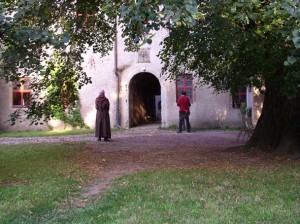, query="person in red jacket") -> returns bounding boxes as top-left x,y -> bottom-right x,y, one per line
177,91 -> 191,133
